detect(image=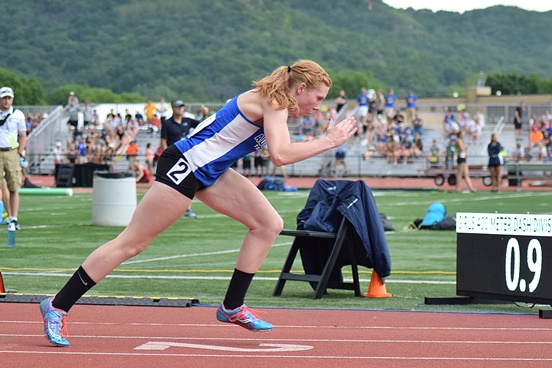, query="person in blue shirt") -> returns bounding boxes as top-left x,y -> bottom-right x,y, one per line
356,87 -> 369,137
39,60 -> 358,346
405,90 -> 417,126
384,88 -> 396,123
